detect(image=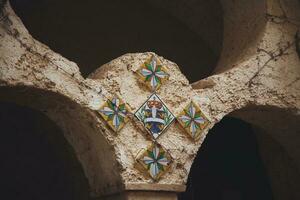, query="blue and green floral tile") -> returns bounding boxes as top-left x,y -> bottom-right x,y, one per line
98,96 -> 131,132
136,143 -> 172,181
137,55 -> 169,91
177,101 -> 210,141
135,93 -> 175,139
